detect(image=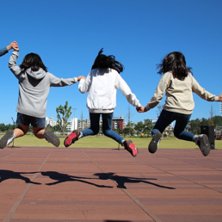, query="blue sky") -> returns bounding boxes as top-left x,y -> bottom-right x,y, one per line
0,0 -> 222,124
